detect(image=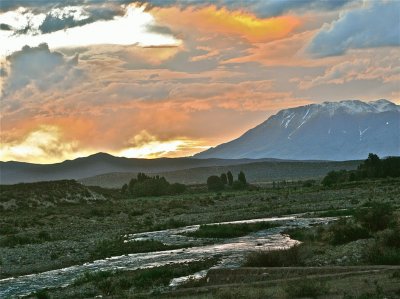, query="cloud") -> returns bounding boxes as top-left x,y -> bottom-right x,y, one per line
146,0 -> 354,18
308,1 -> 400,57
0,125 -> 85,163
1,5 -> 181,58
296,49 -> 400,89
2,43 -> 81,96
1,0 -> 355,17
153,6 -> 301,43
118,130 -> 204,158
